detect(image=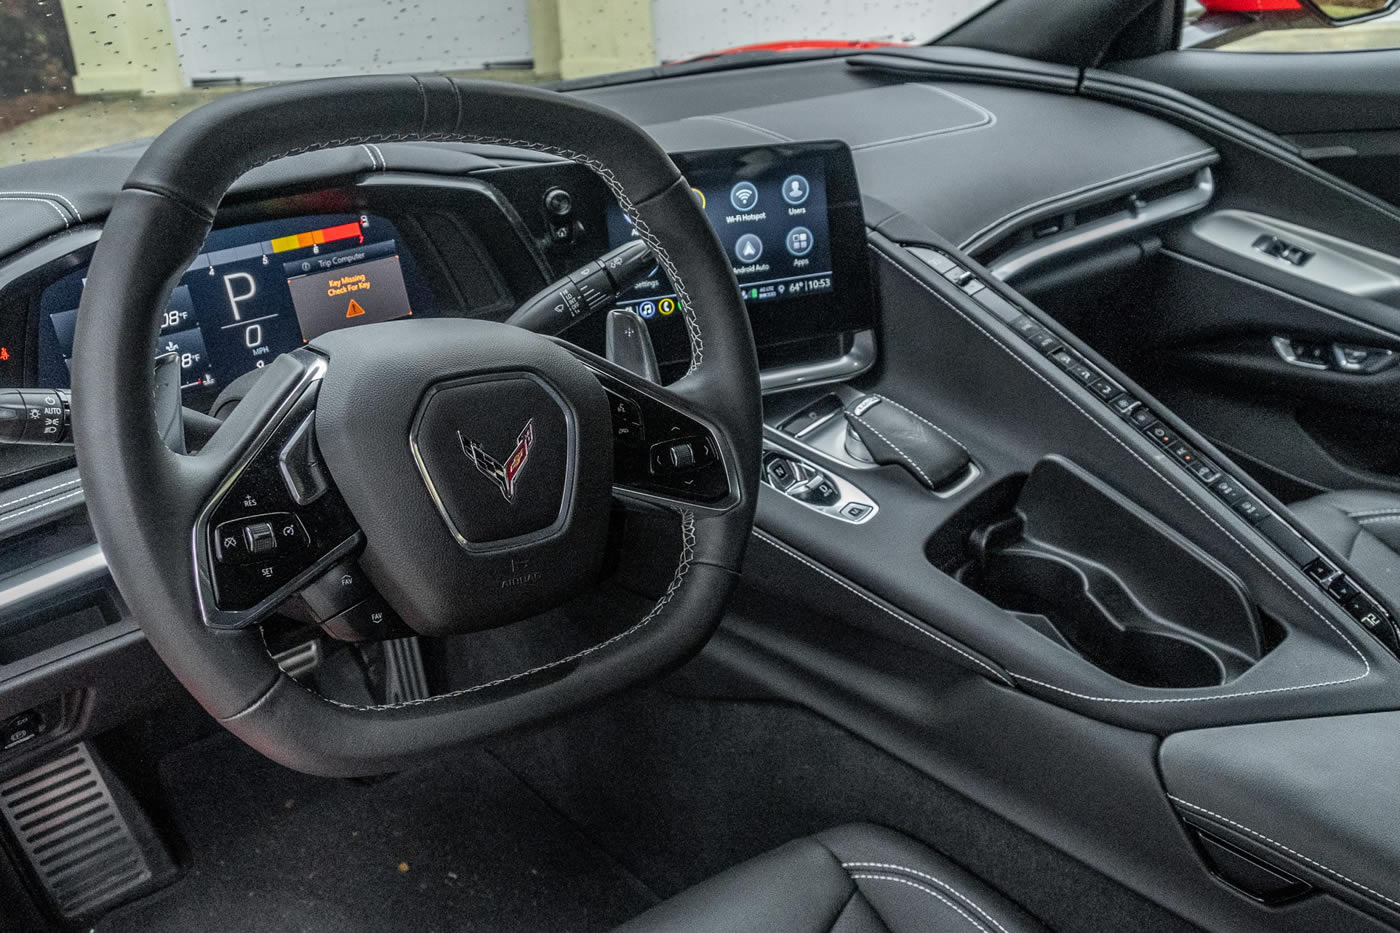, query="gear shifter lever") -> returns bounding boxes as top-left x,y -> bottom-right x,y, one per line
843,395 -> 970,490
